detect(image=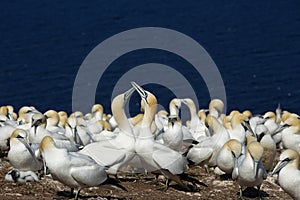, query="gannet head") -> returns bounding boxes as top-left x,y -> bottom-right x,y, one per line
39,136 -> 56,153
227,139 -> 243,159
169,98 -> 181,116
272,149 -> 299,175
10,129 -> 27,140
168,115 -> 181,127
247,141 -> 264,163
6,105 -> 17,120
10,129 -> 30,149
243,110 -> 252,119
198,109 -> 208,121
131,81 -> 157,126
31,113 -> 47,128
58,111 -> 68,128
92,104 -> 103,114
263,111 -> 276,121
209,99 -> 224,116
99,120 -> 112,131
232,113 -> 255,136
131,81 -> 157,109
0,106 -> 9,118
44,110 -> 60,126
